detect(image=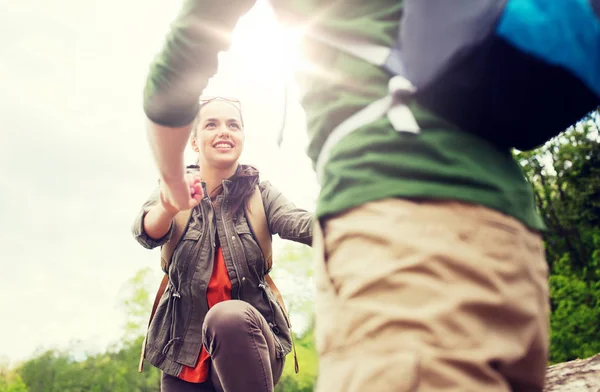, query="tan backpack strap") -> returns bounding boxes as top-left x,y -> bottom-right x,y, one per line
139,208 -> 193,373
246,186 -> 273,272
161,209 -> 193,273
246,185 -> 299,373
